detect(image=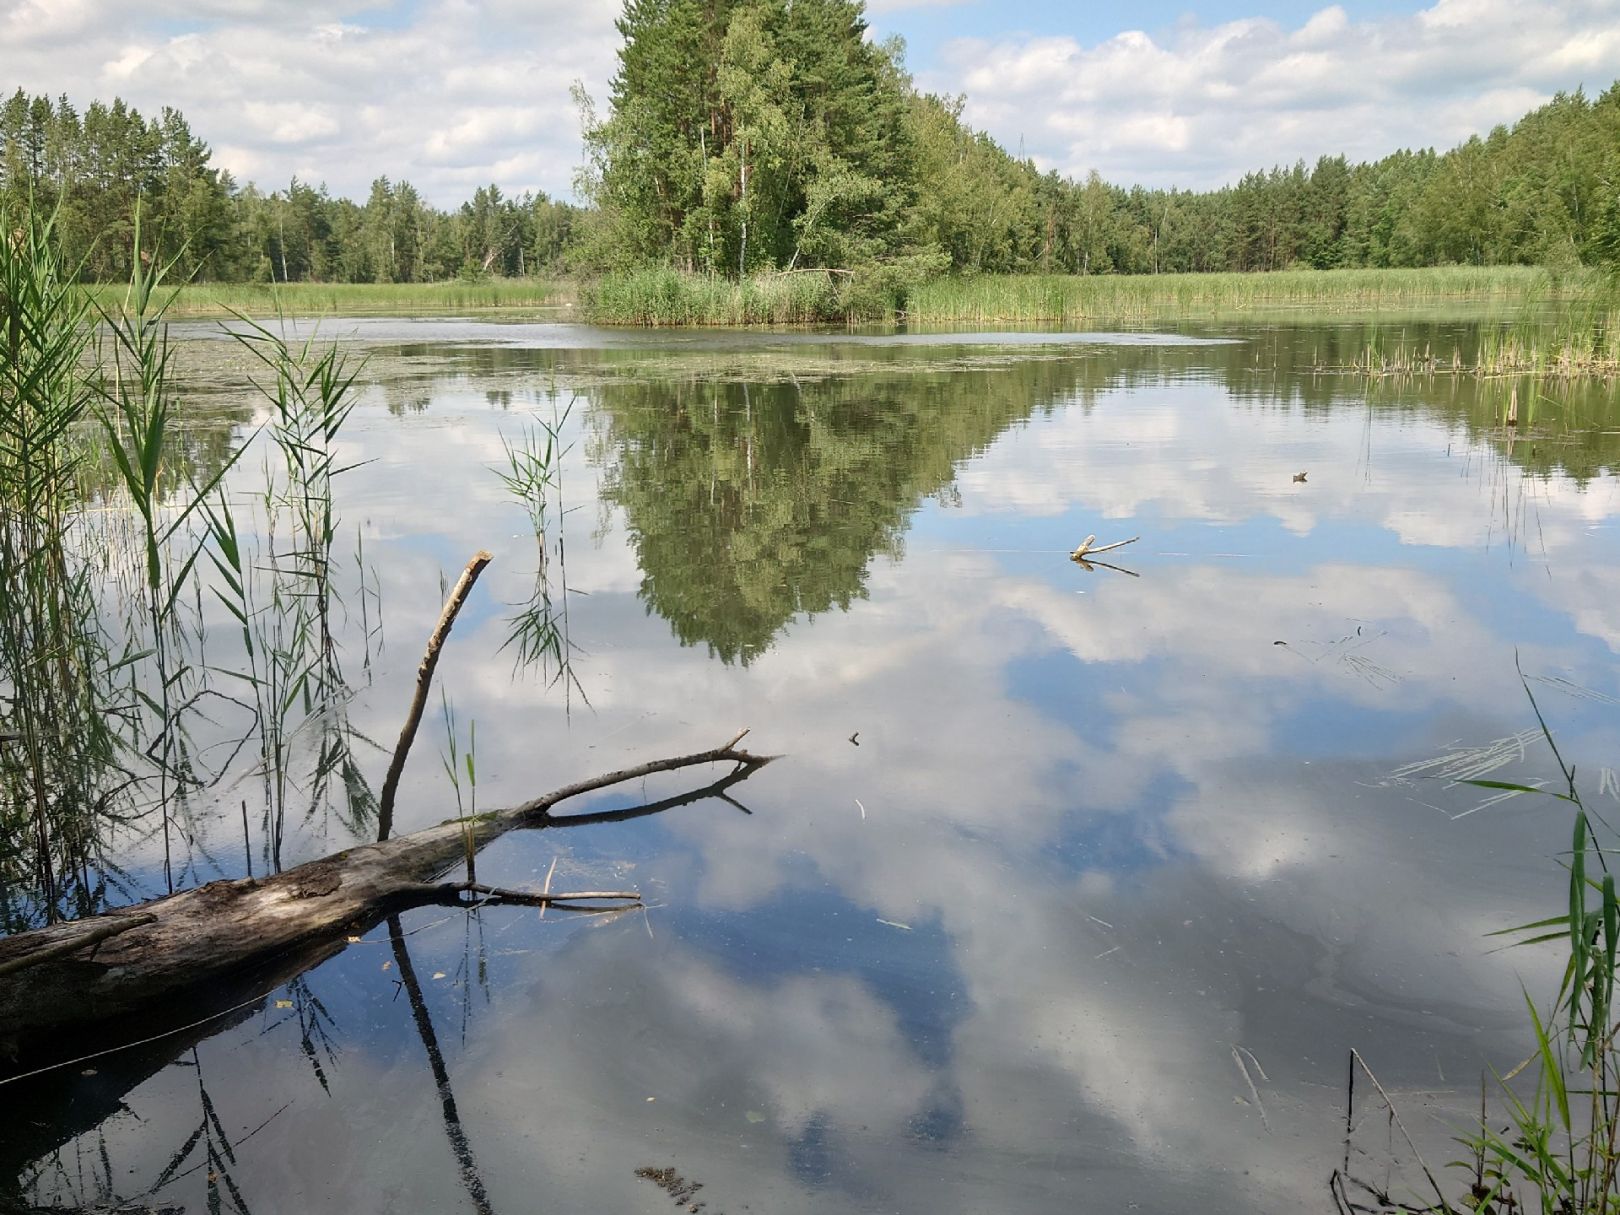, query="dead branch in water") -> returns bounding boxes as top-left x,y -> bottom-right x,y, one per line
0,729 -> 775,1066
378,550 -> 493,840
